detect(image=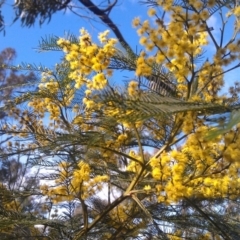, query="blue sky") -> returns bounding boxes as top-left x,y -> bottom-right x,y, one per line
1,0 -> 147,68
1,1 -> 240,92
